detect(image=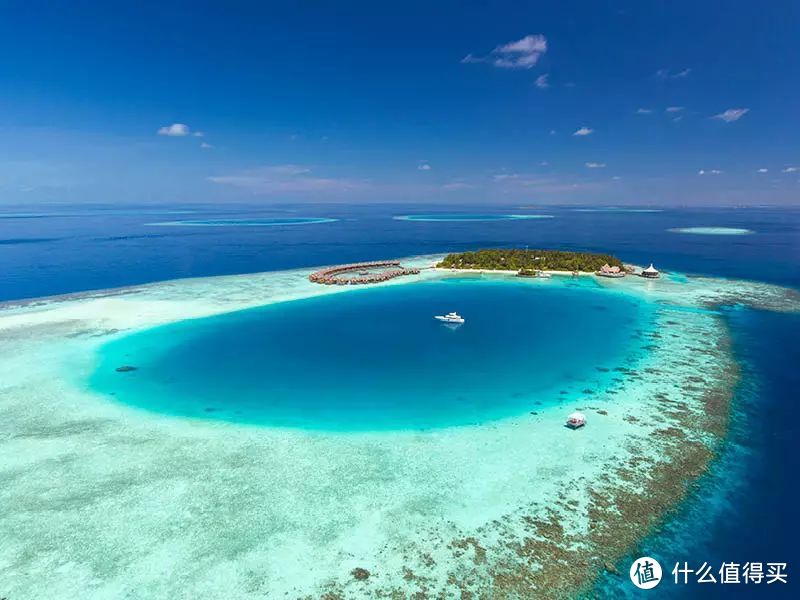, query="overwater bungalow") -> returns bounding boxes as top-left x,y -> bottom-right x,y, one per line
641,264 -> 660,279
309,261 -> 420,285
566,412 -> 587,429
